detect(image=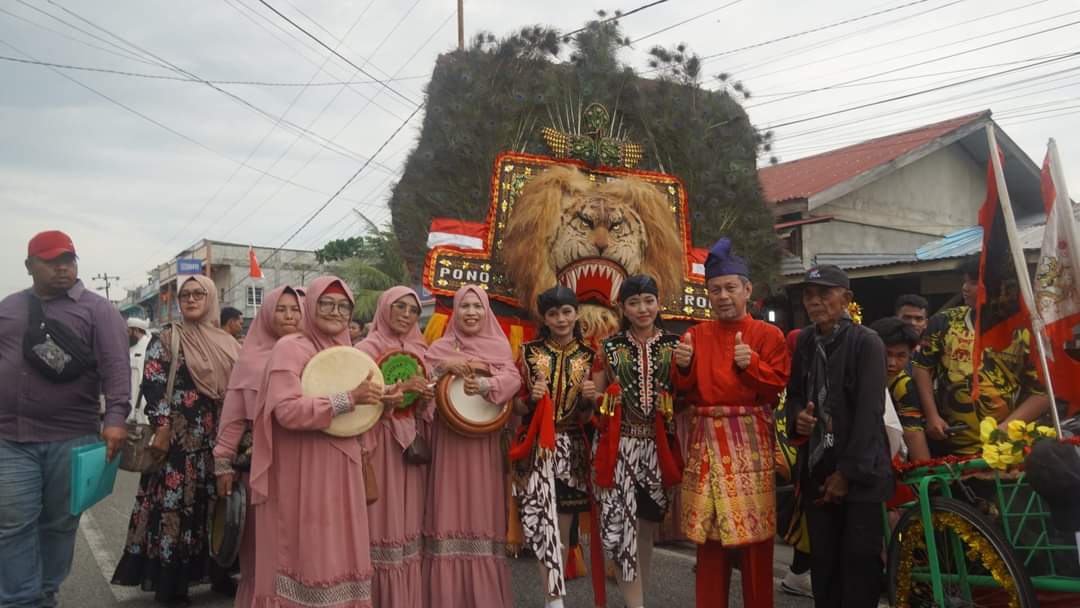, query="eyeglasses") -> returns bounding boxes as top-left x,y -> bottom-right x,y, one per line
391,301 -> 421,316
316,299 -> 354,317
178,289 -> 208,302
